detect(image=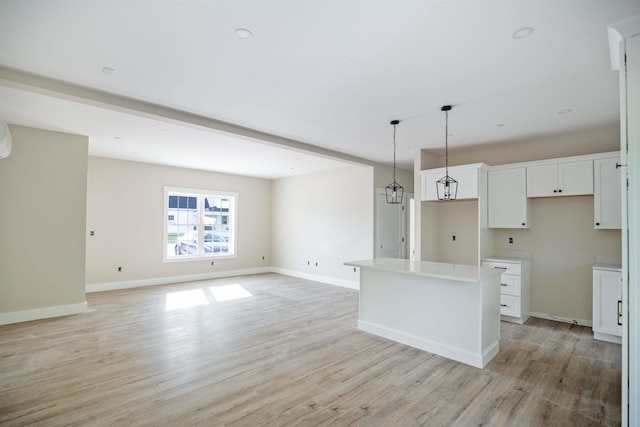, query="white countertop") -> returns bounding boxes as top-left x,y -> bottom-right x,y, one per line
482,256 -> 530,264
344,258 -> 501,283
593,263 -> 622,272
